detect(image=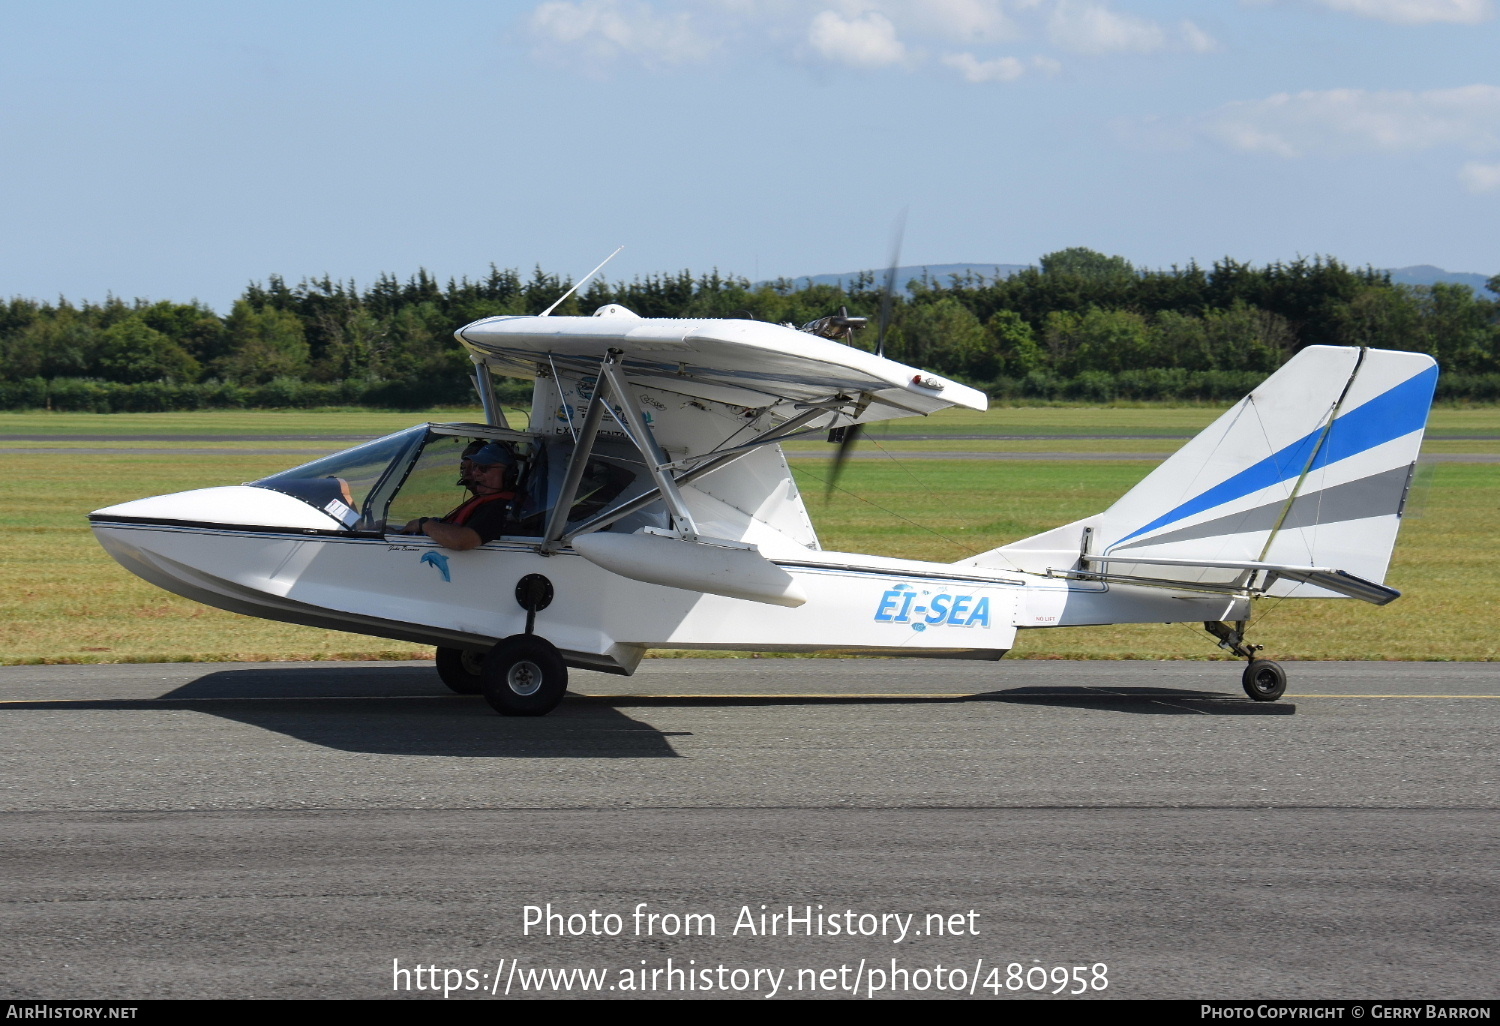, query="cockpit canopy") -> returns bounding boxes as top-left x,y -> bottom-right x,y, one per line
248,423 -> 644,538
